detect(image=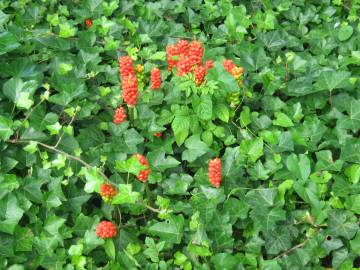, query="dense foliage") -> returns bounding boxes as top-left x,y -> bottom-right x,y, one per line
0,0 -> 360,269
